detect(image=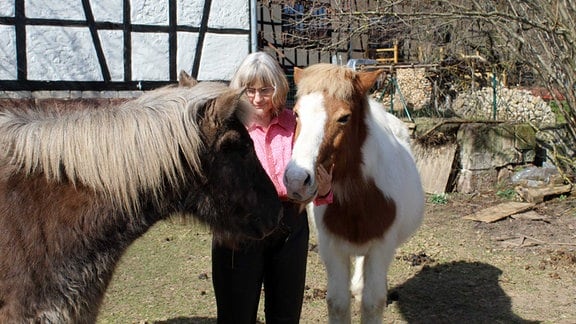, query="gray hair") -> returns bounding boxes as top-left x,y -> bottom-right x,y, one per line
230,52 -> 289,115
